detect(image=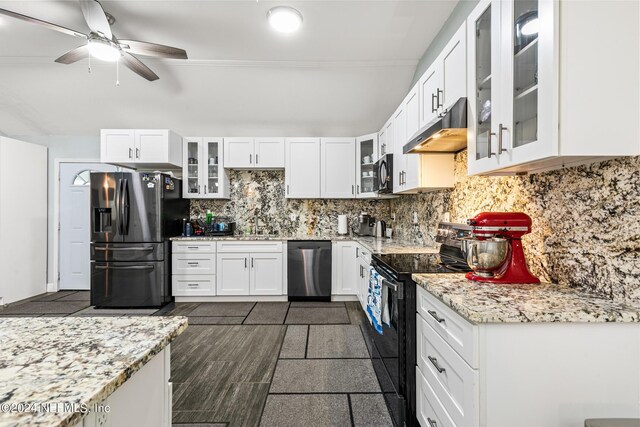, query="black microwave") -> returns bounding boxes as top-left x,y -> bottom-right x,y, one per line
373,154 -> 393,193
